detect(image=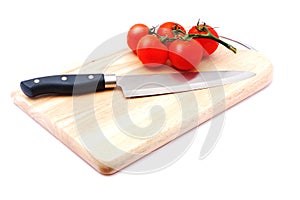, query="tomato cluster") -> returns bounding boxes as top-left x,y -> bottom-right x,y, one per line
127,21 -> 235,71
